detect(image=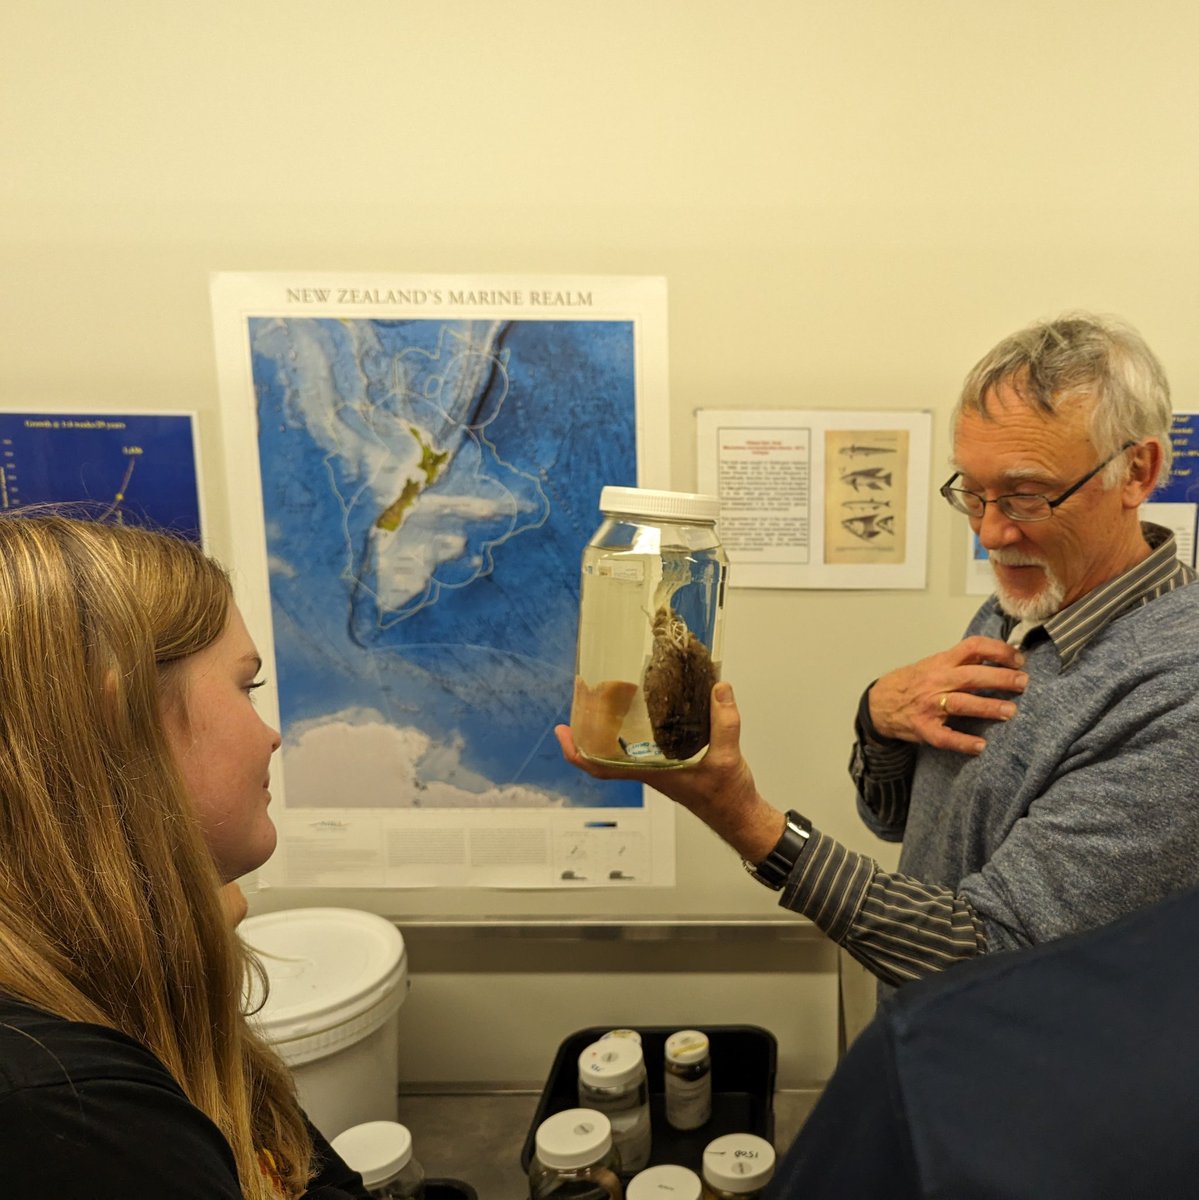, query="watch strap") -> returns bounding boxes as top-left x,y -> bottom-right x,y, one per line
745,810 -> 812,890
